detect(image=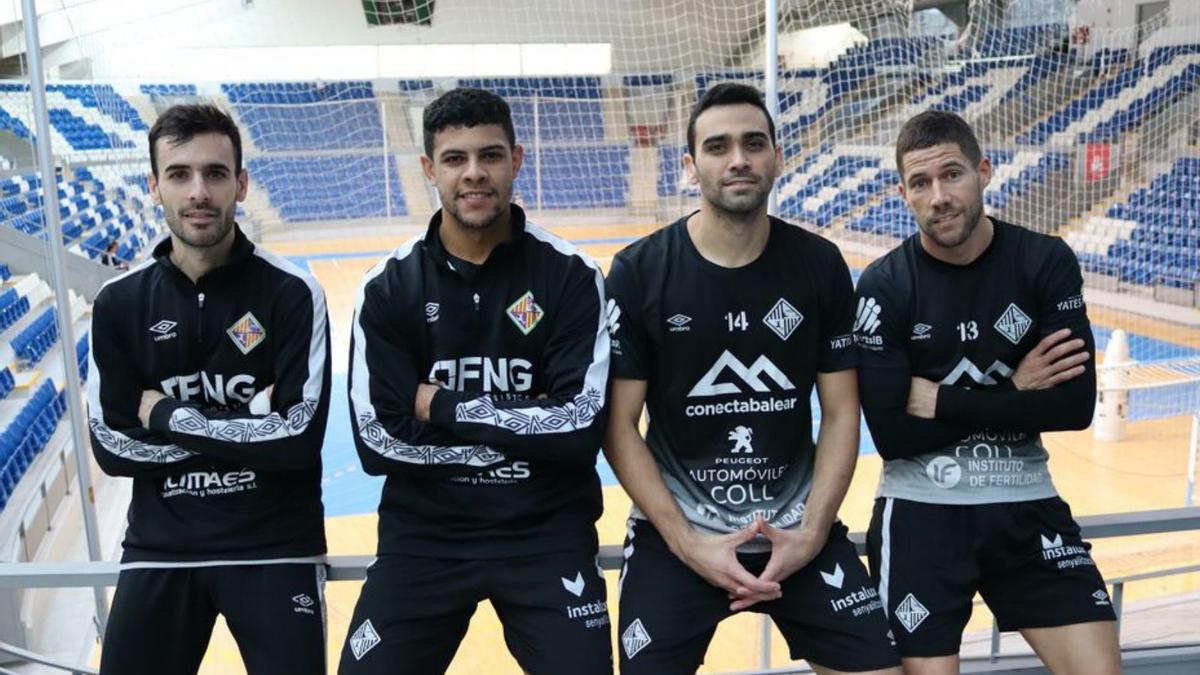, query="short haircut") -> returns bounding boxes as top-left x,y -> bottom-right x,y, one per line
148,104 -> 242,177
895,110 -> 982,175
423,87 -> 516,157
686,82 -> 776,157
